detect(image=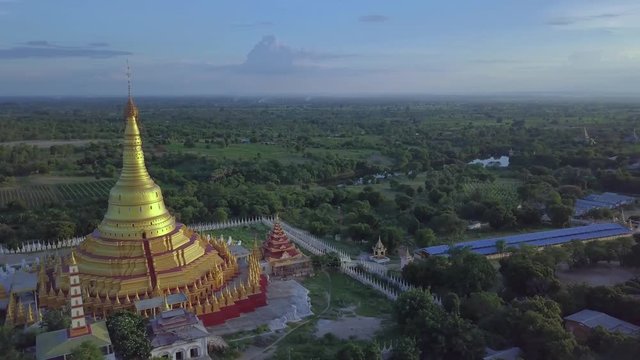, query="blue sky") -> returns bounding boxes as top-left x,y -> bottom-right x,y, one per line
1,0 -> 639,96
